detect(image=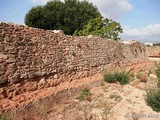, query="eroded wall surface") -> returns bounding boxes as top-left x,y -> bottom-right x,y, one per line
0,22 -> 148,85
